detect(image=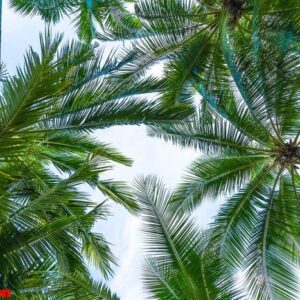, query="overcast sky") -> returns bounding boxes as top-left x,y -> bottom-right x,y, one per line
3,2 -> 220,298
